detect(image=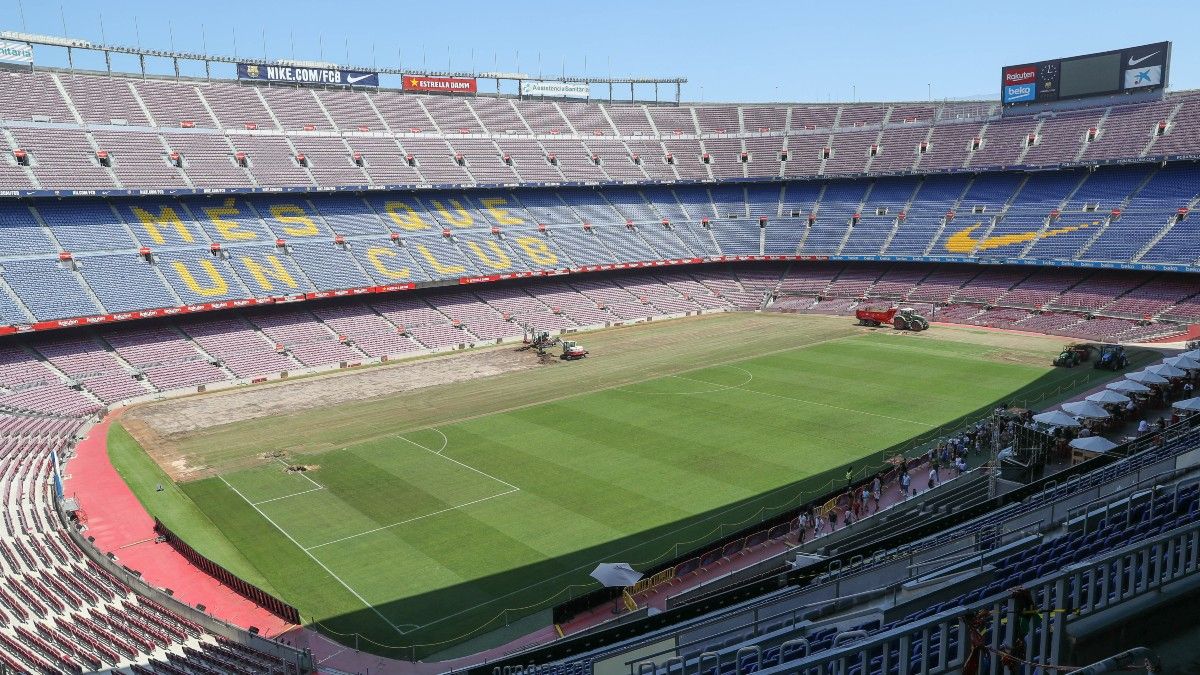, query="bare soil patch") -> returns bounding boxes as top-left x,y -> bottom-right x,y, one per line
123,345 -> 541,481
